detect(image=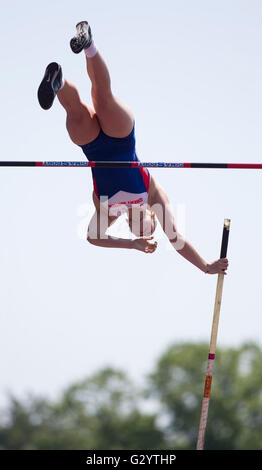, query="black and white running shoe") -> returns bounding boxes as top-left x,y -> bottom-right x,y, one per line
70,21 -> 93,54
37,62 -> 63,110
